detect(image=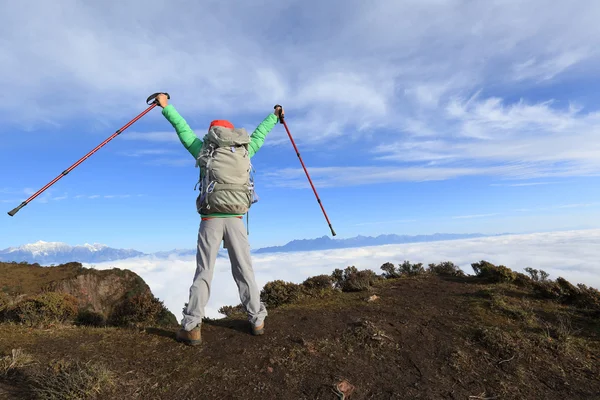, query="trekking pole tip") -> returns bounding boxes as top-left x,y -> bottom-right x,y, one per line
330,226 -> 336,236
7,202 -> 27,217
